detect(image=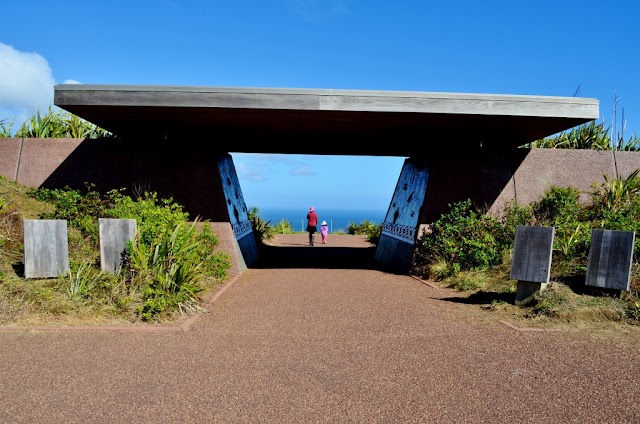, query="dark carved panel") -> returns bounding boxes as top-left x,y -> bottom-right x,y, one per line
586,229 -> 635,291
381,222 -> 416,244
510,226 -> 554,283
381,159 -> 429,245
